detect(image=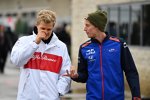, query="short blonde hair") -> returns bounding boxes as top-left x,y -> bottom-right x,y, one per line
36,9 -> 56,26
